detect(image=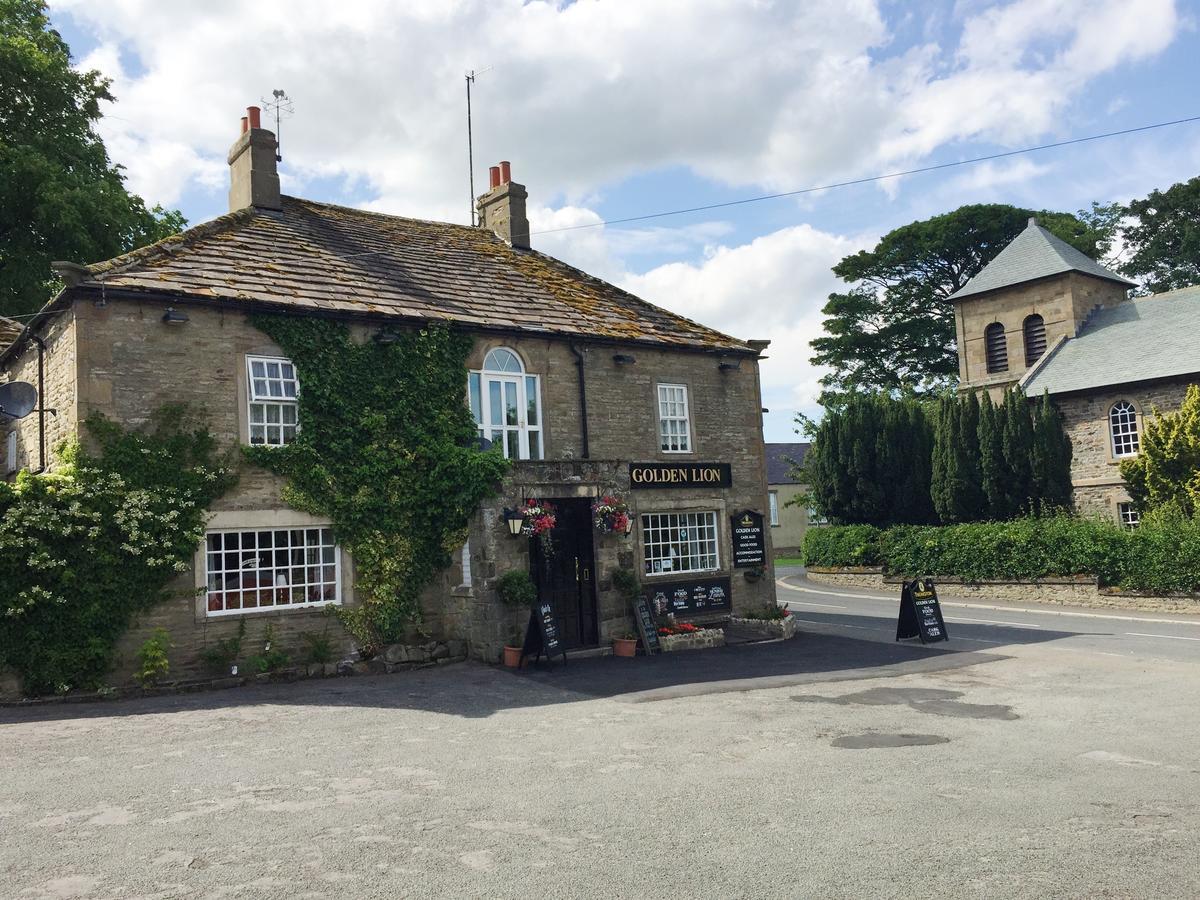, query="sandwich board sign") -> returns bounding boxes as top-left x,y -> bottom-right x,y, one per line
896,578 -> 949,644
521,596 -> 567,667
